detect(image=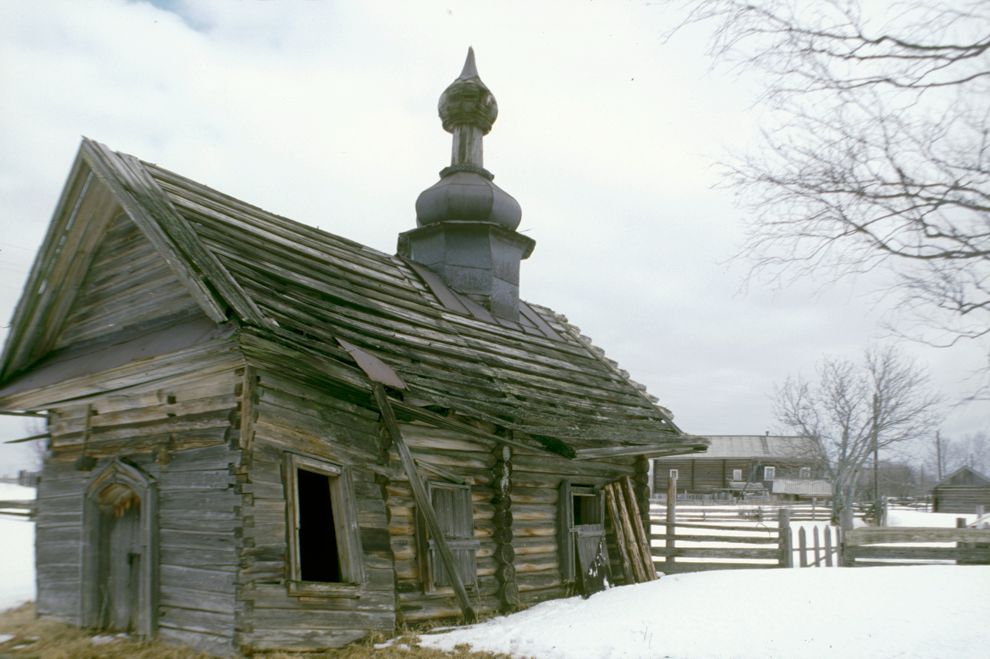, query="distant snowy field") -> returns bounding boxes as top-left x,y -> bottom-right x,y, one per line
0,483 -> 35,610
